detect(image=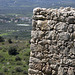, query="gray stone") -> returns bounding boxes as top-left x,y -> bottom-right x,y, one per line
68,67 -> 74,75
73,24 -> 75,31
58,66 -> 64,75
50,64 -> 57,69
29,7 -> 75,75
31,31 -> 38,38
45,31 -> 56,40
56,22 -> 67,32
36,20 -> 50,30
28,69 -> 41,74
29,57 -> 41,63
59,16 -> 65,21
32,20 -> 37,30
36,52 -> 43,59
33,15 -> 46,20
58,32 -> 70,41
38,39 -> 51,45
67,16 -> 75,24
68,24 -> 74,33
30,44 -> 36,51
33,7 -> 43,15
